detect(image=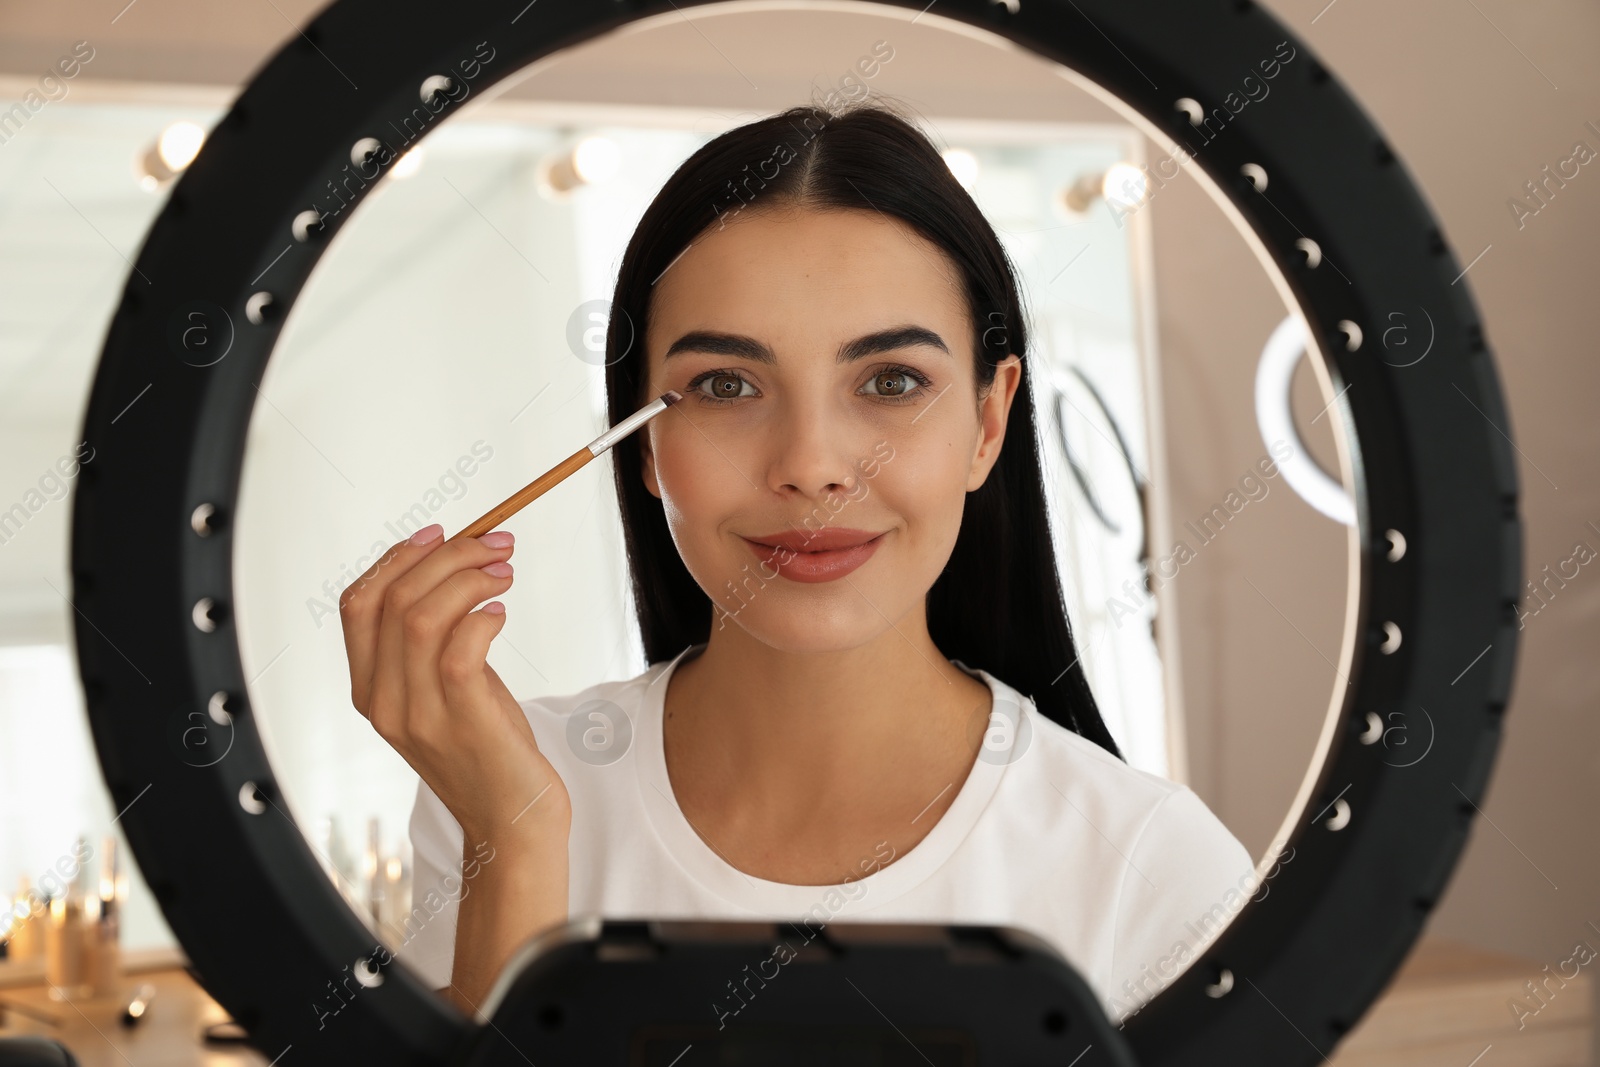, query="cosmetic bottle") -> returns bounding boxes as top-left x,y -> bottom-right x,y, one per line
44,886 -> 88,998
6,876 -> 41,962
84,836 -> 123,998
363,817 -> 382,928
383,842 -> 411,937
